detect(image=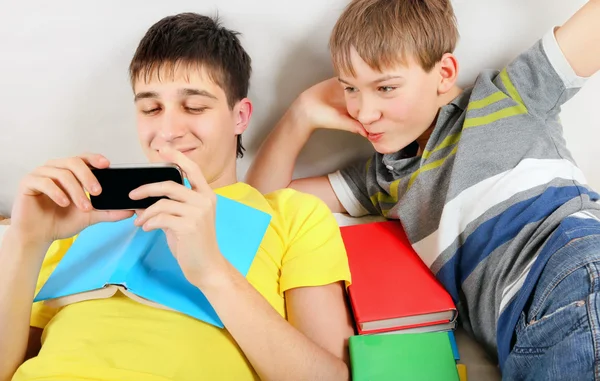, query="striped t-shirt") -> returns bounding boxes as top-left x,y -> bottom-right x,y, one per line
328,28 -> 600,368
